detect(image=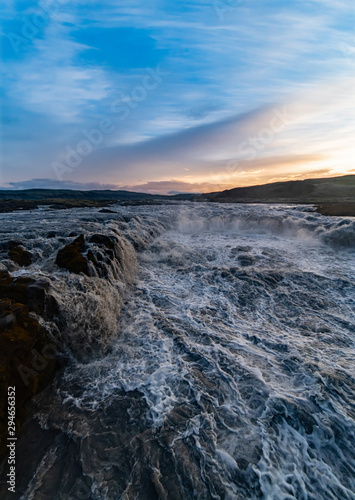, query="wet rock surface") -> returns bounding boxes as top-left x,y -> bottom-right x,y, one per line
0,212 -> 168,472
0,204 -> 354,498
0,298 -> 56,458
8,245 -> 32,267
0,270 -> 53,317
55,234 -> 90,275
0,270 -> 59,458
55,233 -> 128,279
